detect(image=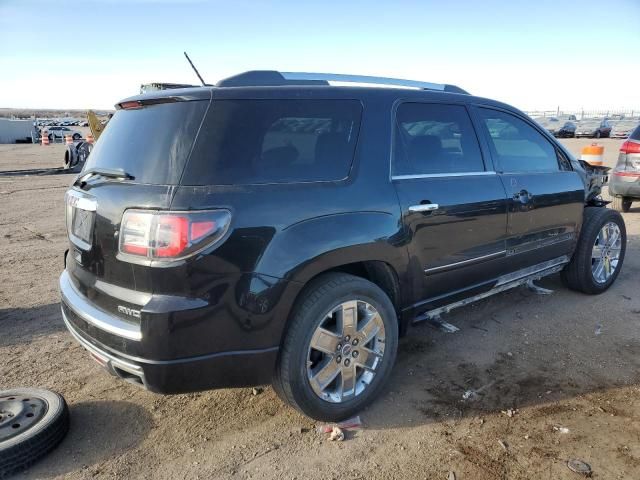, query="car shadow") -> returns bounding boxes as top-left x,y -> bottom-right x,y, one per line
363,245 -> 640,430
0,303 -> 65,348
21,400 -> 153,479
